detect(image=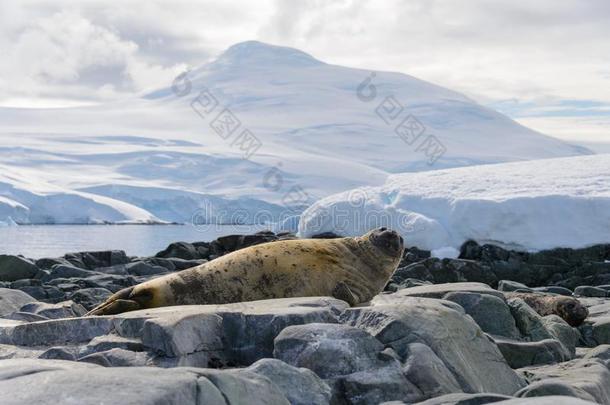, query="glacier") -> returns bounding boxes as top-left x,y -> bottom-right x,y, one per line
0,41 -> 592,225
